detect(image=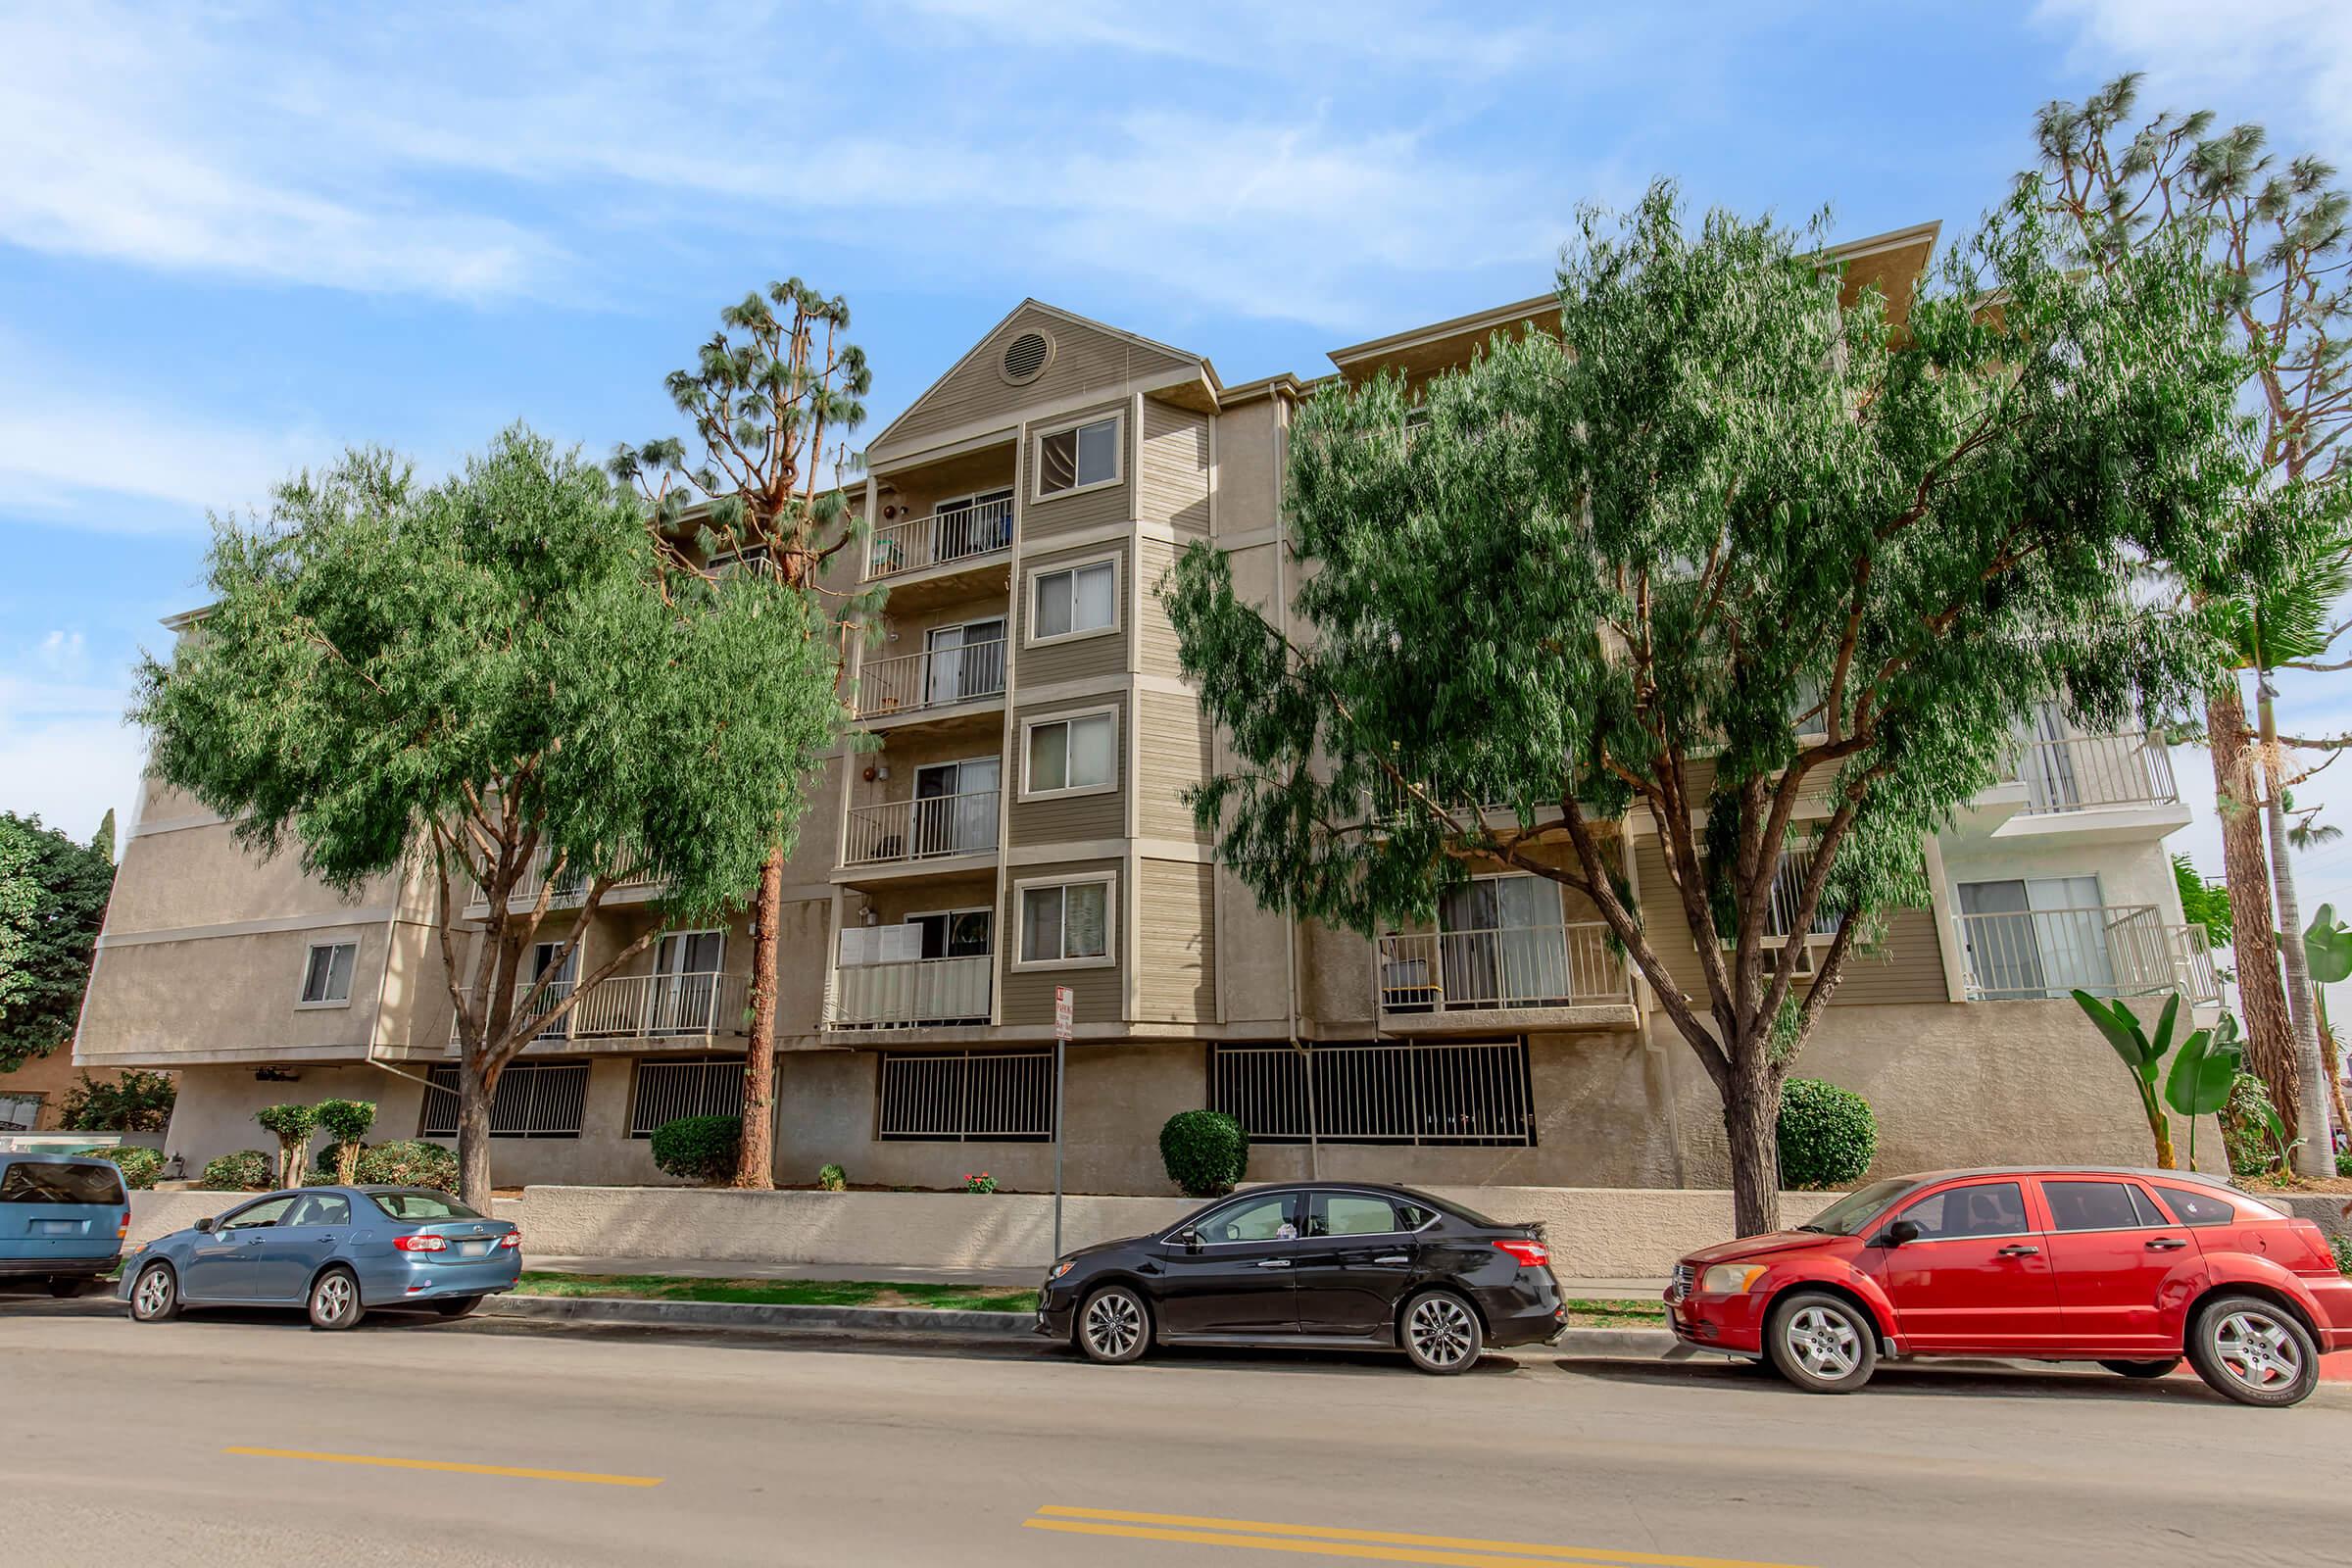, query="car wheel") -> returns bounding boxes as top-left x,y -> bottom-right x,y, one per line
2184,1295 -> 2318,1408
128,1261 -> 180,1323
432,1295 -> 482,1319
1765,1292 -> 1878,1395
307,1266 -> 366,1332
1076,1284 -> 1151,1364
1400,1290 -> 1484,1375
2099,1358 -> 2181,1380
47,1276 -> 93,1298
